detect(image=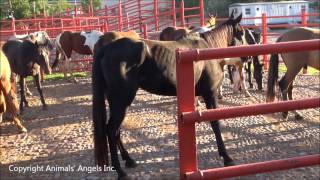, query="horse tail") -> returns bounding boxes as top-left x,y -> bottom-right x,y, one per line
266,53 -> 279,102
92,53 -> 109,167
